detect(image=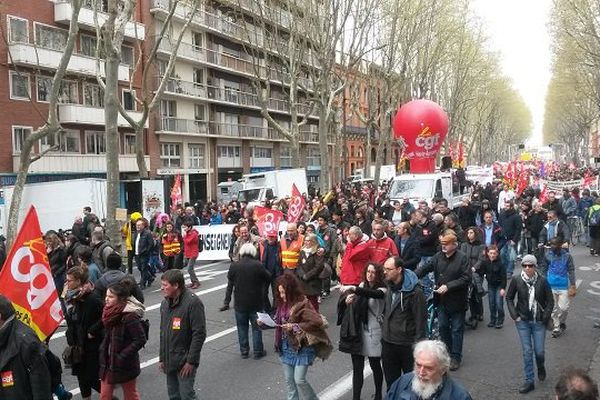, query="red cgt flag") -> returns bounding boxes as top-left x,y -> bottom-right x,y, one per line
0,206 -> 63,341
287,184 -> 305,223
170,174 -> 183,212
254,206 -> 284,238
